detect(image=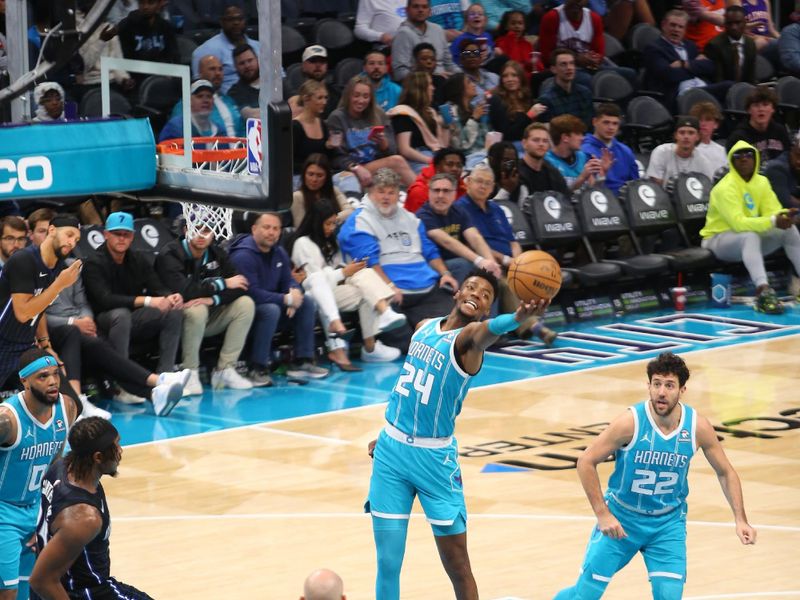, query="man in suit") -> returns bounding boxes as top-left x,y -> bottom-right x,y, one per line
705,5 -> 757,84
642,9 -> 720,109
